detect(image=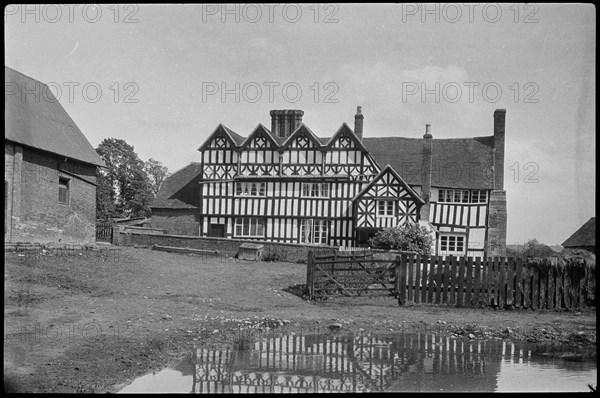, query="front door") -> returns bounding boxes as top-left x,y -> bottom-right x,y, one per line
208,224 -> 226,238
